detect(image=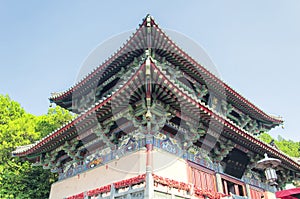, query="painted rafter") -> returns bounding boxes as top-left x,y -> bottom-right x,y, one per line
148,59 -> 300,170
50,15 -> 282,127
13,55 -> 300,173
